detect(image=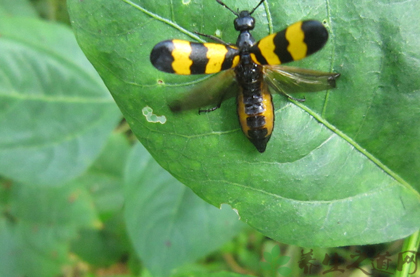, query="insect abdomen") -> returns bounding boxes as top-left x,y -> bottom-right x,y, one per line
150,39 -> 240,74
250,20 -> 329,65
237,83 -> 274,153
